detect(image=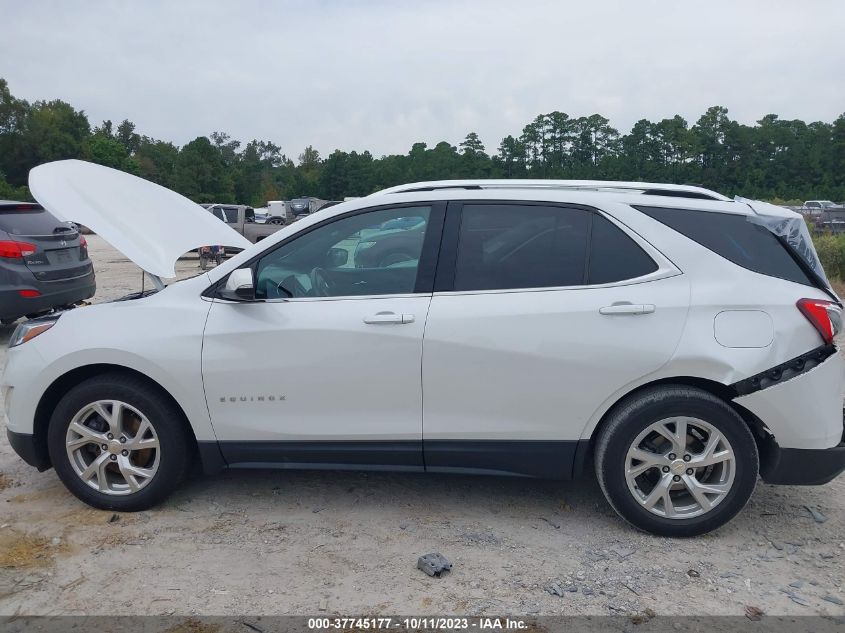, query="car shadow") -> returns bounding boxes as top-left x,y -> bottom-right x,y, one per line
163,465 -> 838,542
169,466 -> 629,533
